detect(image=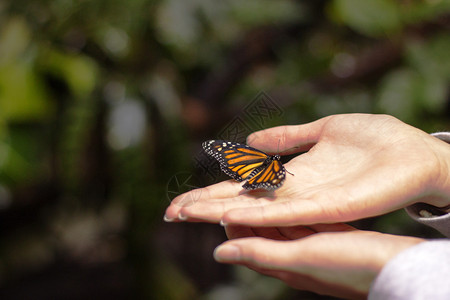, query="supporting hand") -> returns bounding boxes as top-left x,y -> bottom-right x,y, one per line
214,223 -> 424,300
